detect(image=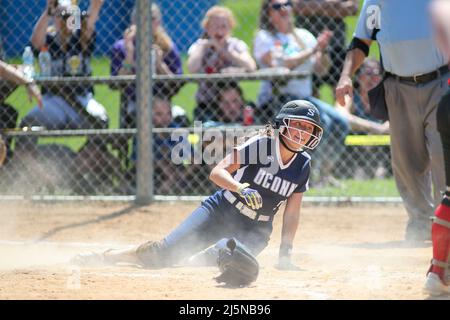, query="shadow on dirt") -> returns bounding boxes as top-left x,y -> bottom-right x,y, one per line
35,204 -> 139,242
